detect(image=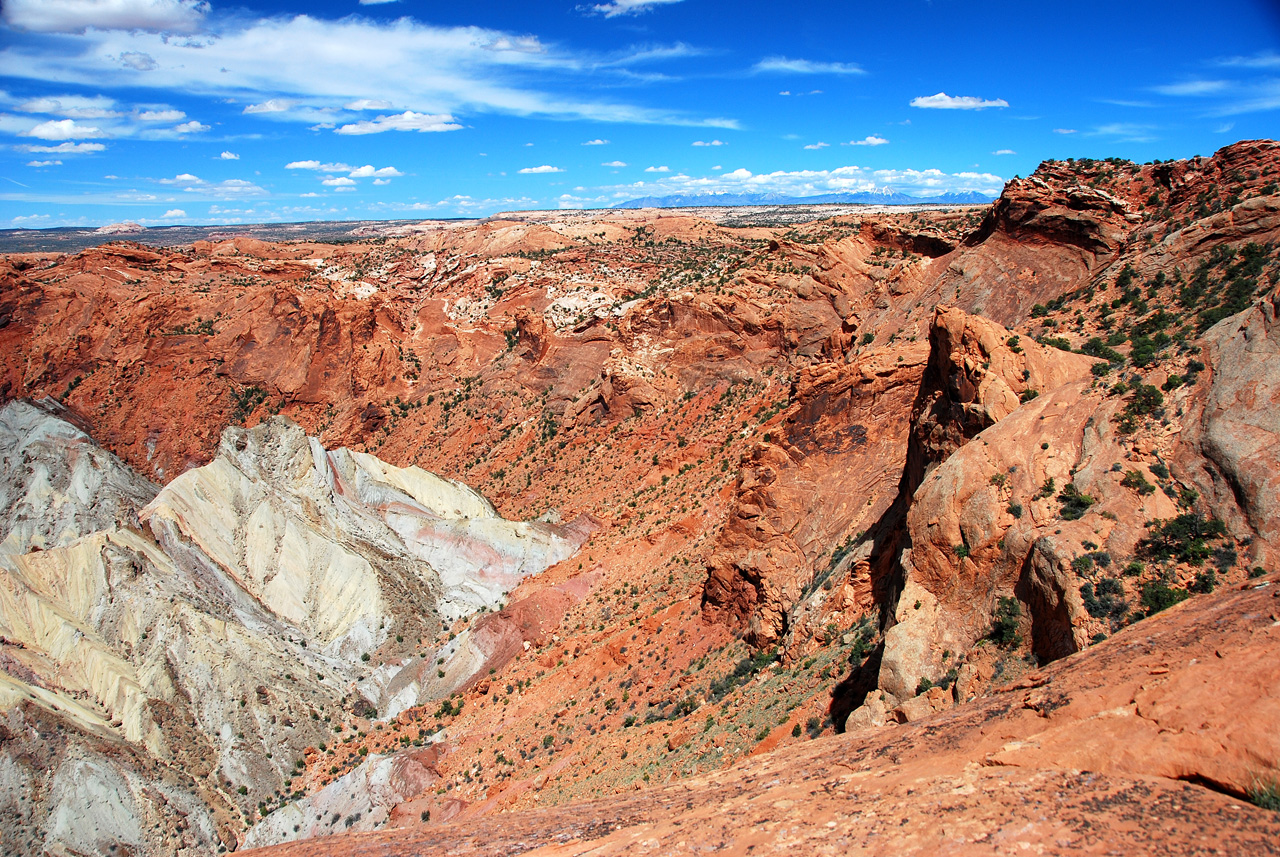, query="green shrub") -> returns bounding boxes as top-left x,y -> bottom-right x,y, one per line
953,544 -> 970,558
1248,779 -> 1280,812
1137,513 -> 1227,566
990,597 -> 1022,647
1081,578 -> 1128,624
1057,483 -> 1095,520
1140,580 -> 1189,615
1120,470 -> 1156,495
1007,502 -> 1023,519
